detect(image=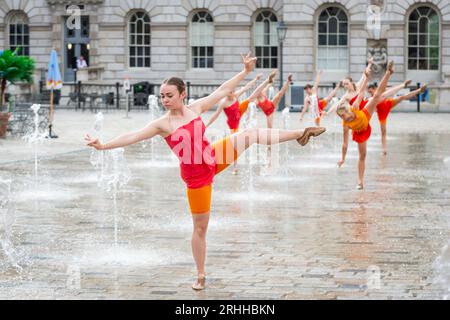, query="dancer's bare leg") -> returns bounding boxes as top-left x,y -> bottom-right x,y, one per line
229,127 -> 326,158
357,142 -> 367,189
192,213 -> 209,290
271,74 -> 293,108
